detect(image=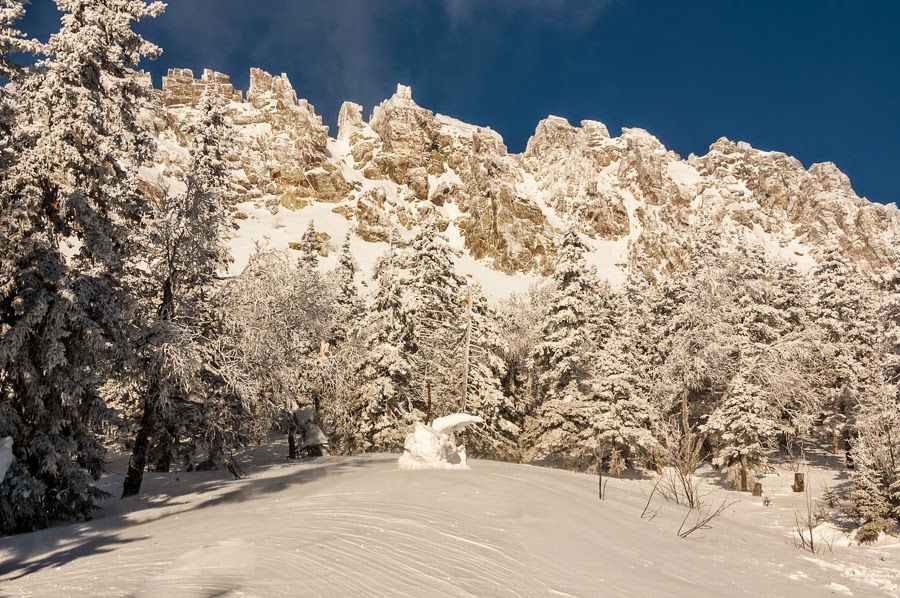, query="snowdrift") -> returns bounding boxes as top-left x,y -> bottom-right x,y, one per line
398,414 -> 483,470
